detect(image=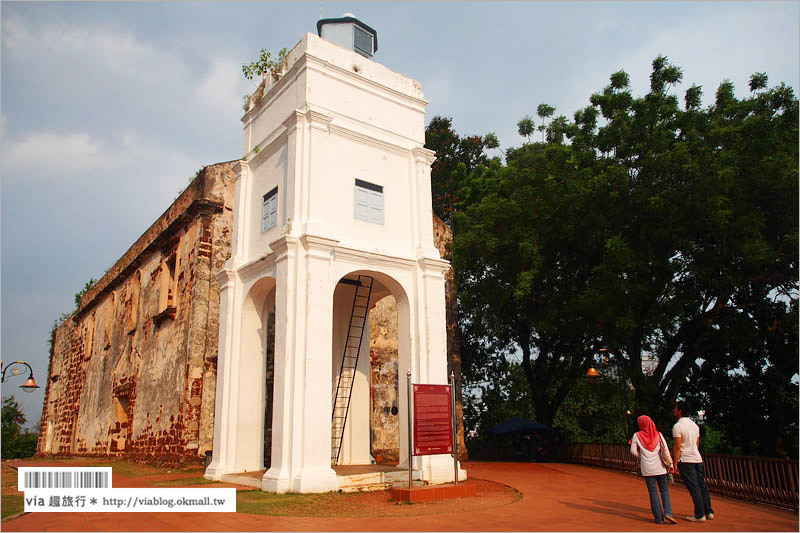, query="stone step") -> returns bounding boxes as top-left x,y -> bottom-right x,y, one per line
219,472 -> 263,489
336,468 -> 410,492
